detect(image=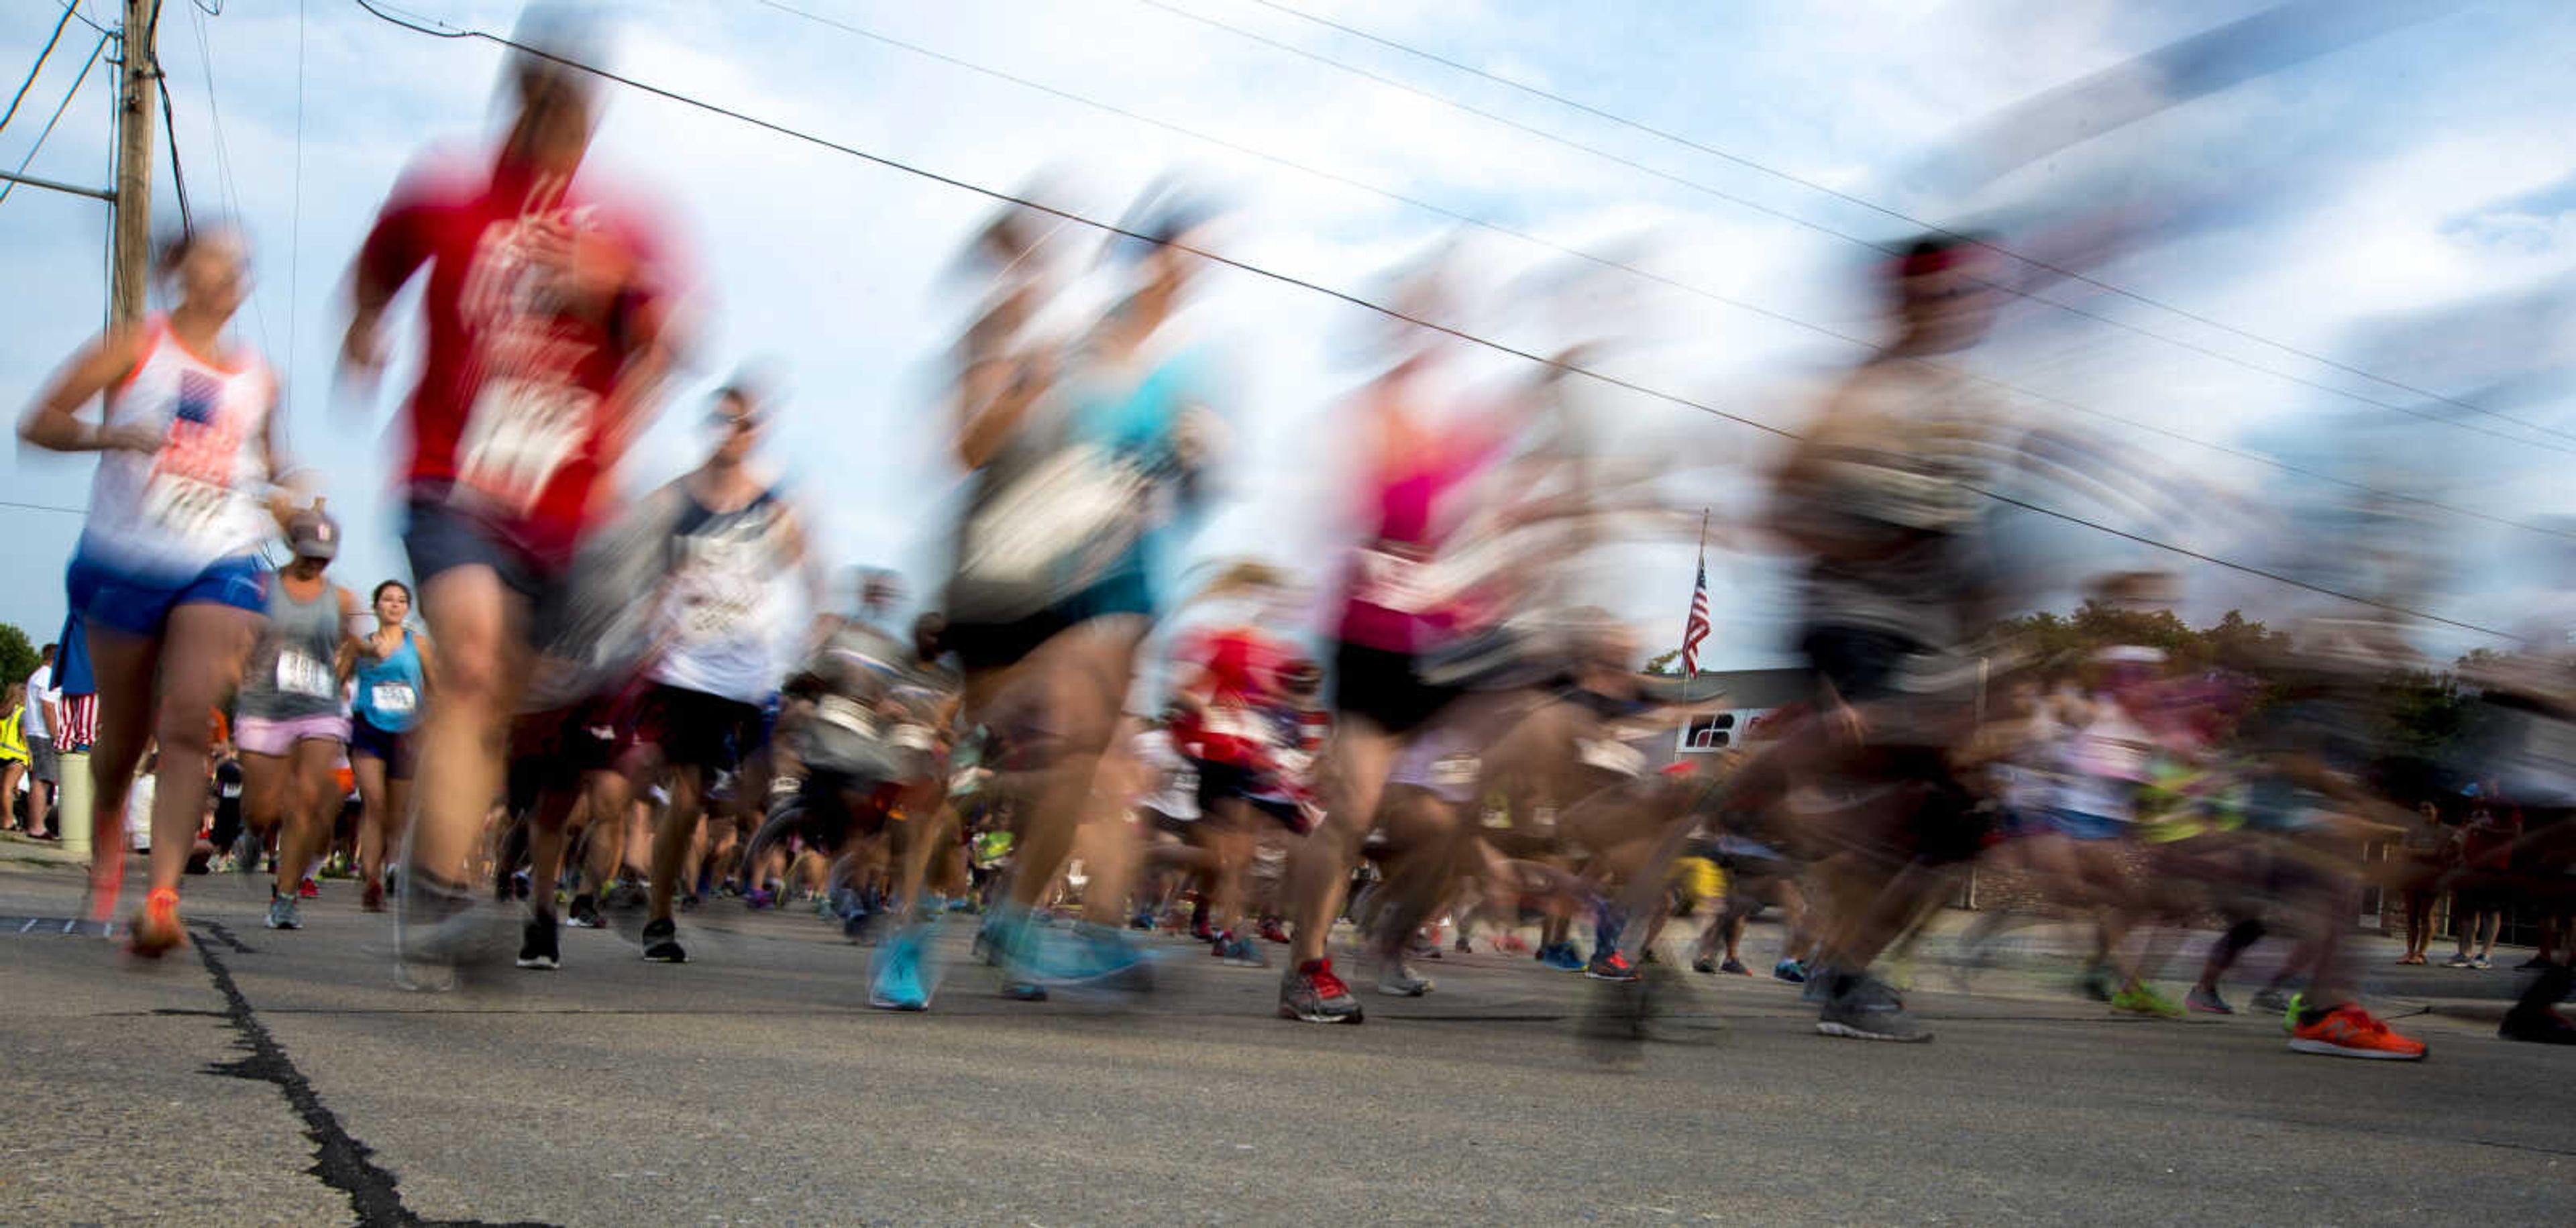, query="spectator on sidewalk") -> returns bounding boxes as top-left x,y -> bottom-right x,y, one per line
23,645 -> 60,839
2396,801 -> 2449,965
0,682 -> 28,830
2448,801 -> 2519,969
